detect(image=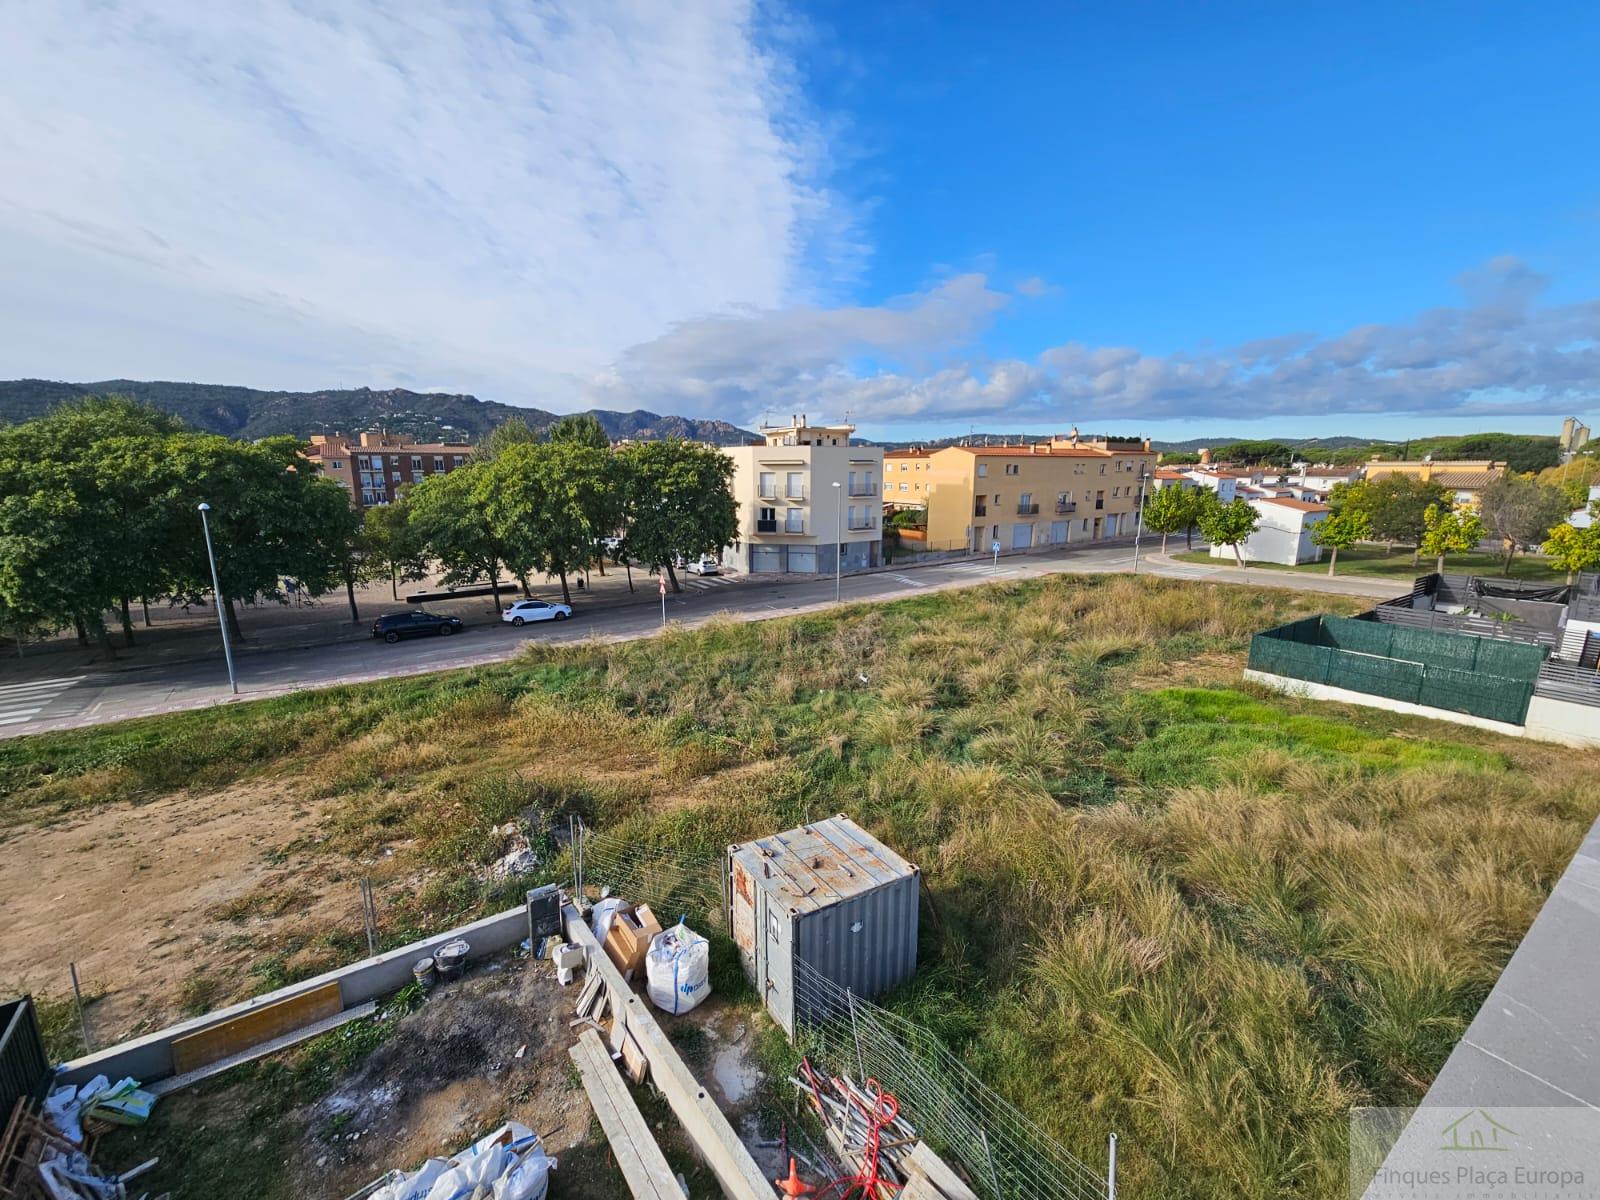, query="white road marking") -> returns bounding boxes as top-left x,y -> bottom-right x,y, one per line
0,674 -> 86,727
885,574 -> 926,588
